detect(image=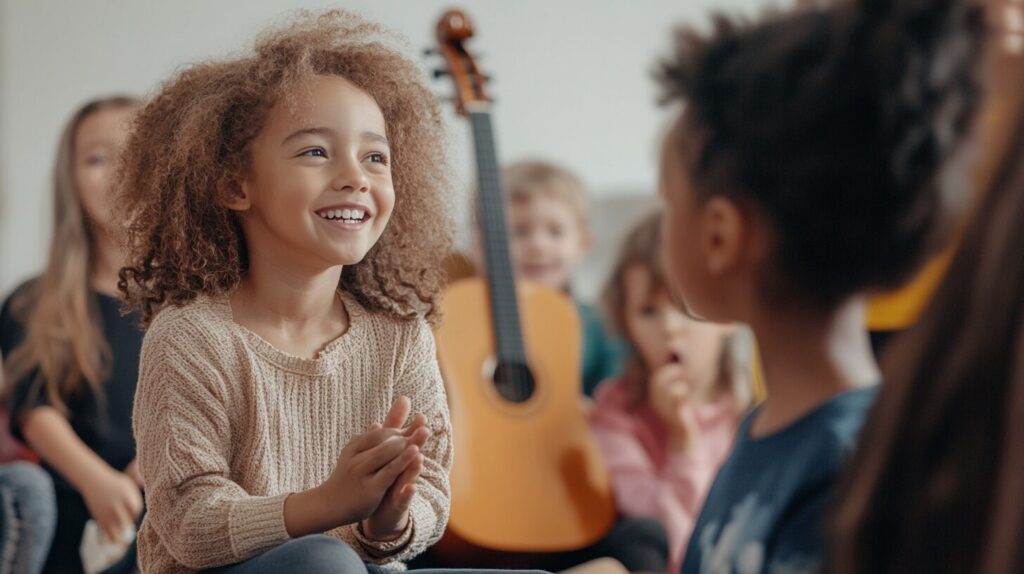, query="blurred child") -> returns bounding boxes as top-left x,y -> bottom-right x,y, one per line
0,355 -> 56,574
589,212 -> 752,574
1,95 -> 143,573
654,0 -> 982,571
500,160 -> 625,396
